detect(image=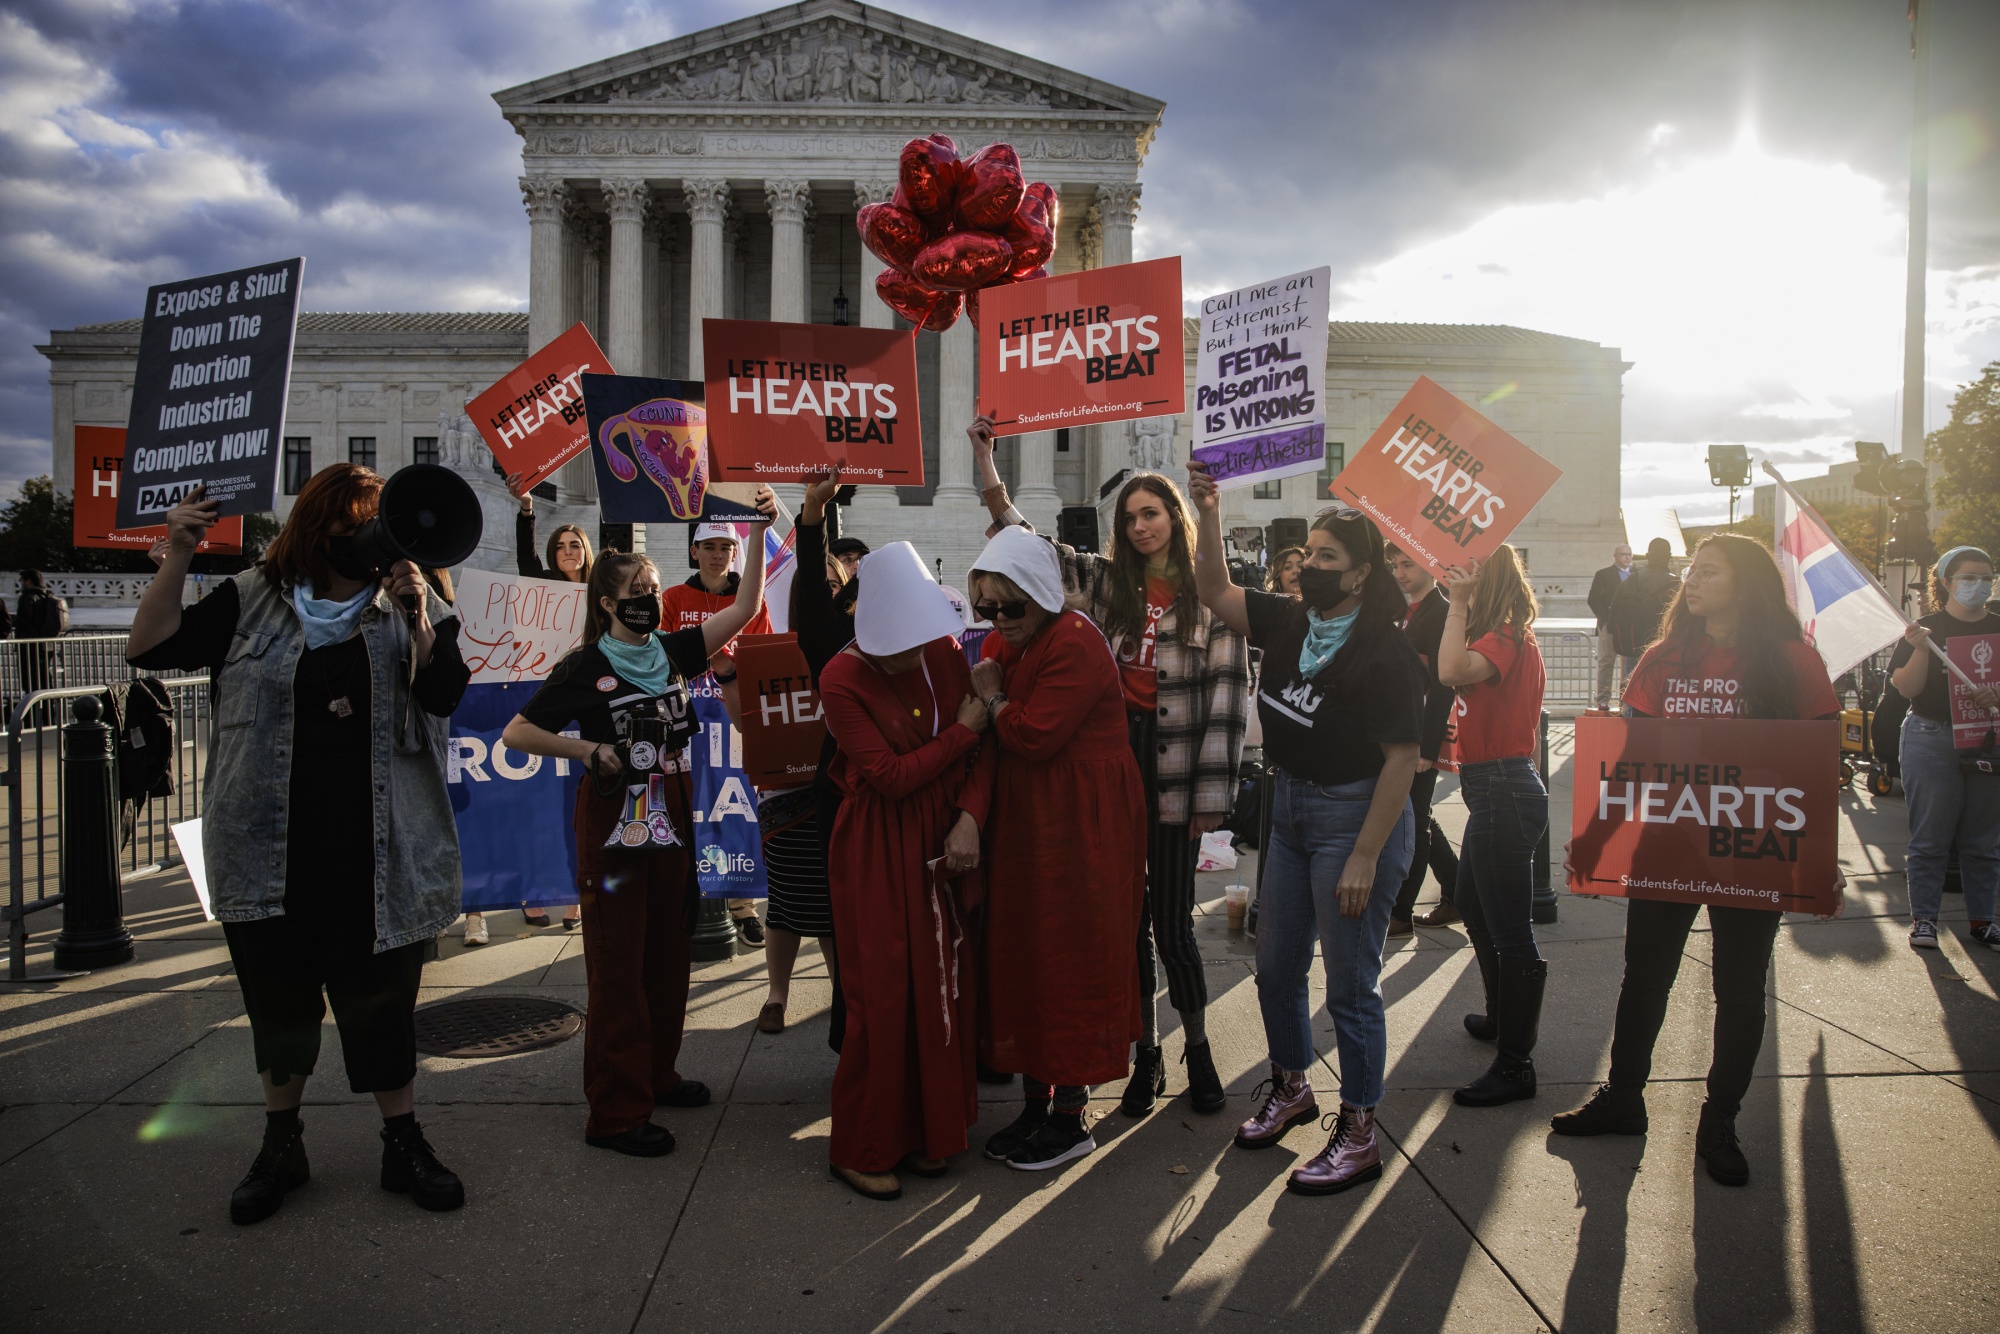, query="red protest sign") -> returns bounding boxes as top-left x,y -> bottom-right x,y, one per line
466,323 -> 612,493
1946,634 -> 2000,751
1327,377 -> 1562,580
1567,716 -> 1840,914
73,425 -> 244,553
976,257 -> 1186,437
733,633 -> 826,789
703,319 -> 922,486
